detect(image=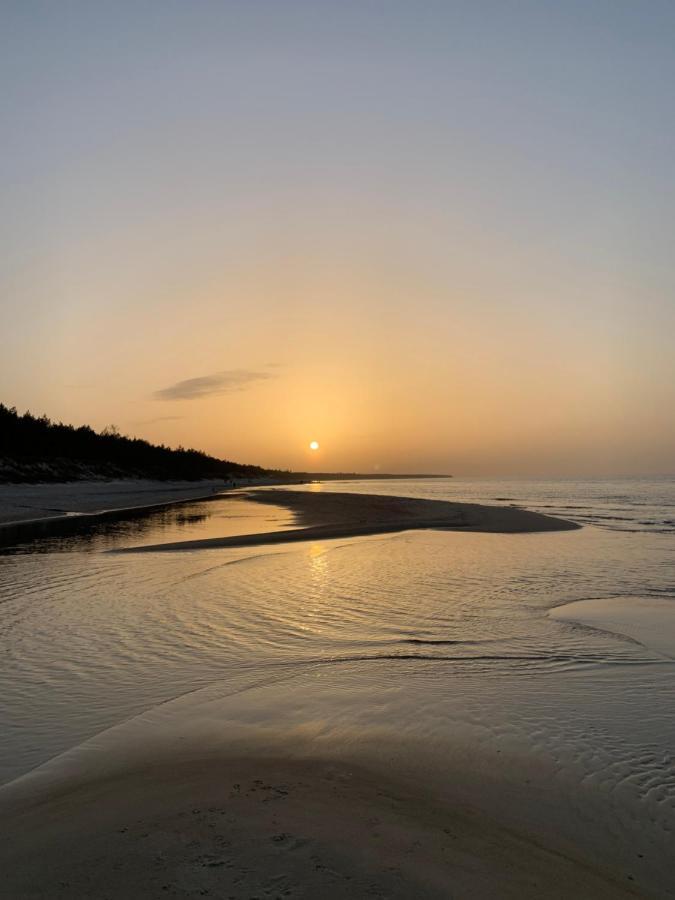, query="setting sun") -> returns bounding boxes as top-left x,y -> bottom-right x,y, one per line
3,6 -> 675,896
